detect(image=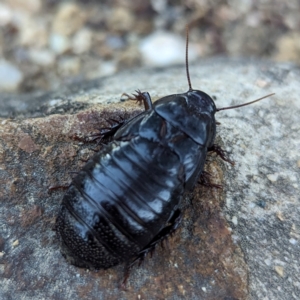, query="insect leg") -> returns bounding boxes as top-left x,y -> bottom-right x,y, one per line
198,171 -> 222,189
89,120 -> 125,144
121,209 -> 182,288
121,90 -> 153,111
48,184 -> 70,192
89,90 -> 153,145
208,144 -> 234,165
